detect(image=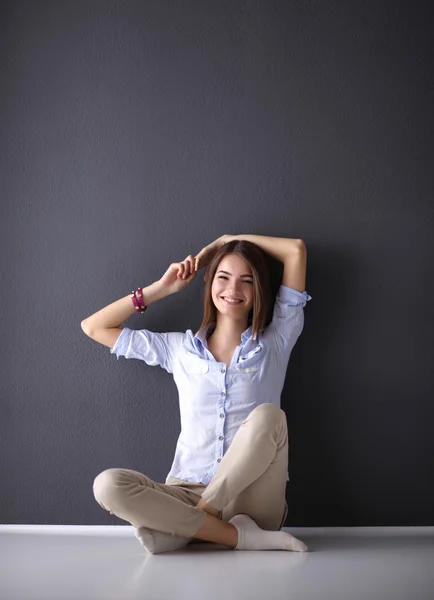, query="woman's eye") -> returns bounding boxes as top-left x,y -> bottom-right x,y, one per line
218,276 -> 252,284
